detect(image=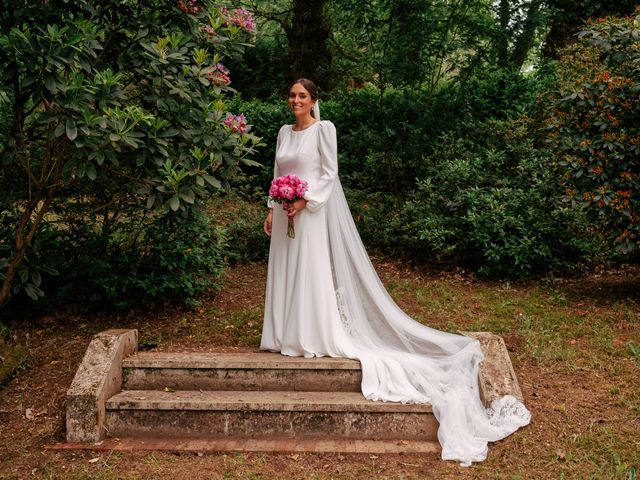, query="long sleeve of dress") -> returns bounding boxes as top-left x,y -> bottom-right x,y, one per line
304,121 -> 338,213
266,126 -> 286,209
